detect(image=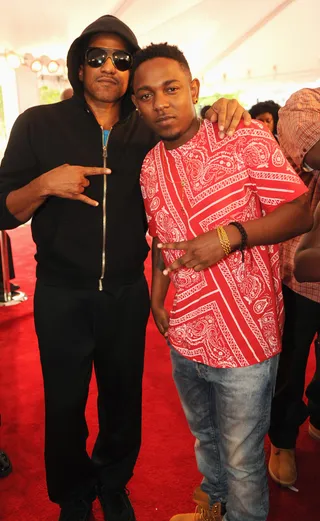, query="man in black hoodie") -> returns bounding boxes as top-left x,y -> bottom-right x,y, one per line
0,15 -> 250,521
